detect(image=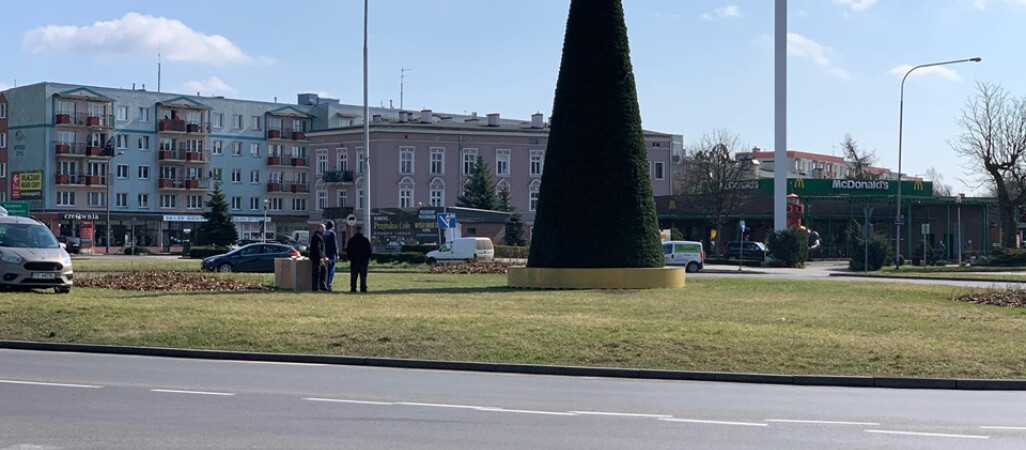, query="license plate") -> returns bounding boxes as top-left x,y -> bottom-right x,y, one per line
31,272 -> 57,280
